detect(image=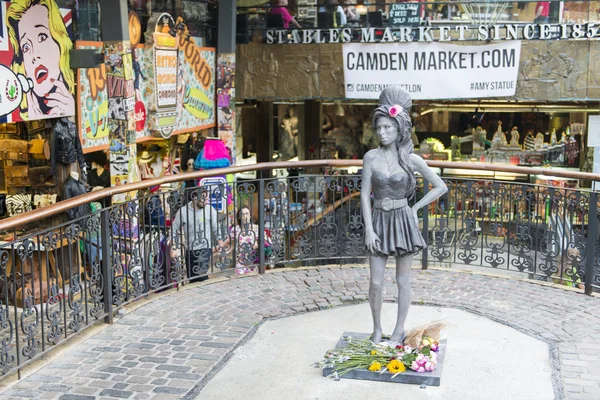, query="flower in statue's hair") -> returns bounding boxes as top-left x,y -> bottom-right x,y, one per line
389,105 -> 401,118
